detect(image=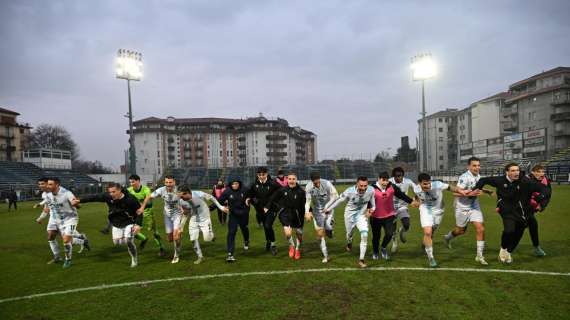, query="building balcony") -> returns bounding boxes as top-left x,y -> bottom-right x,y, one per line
554,129 -> 570,137
551,112 -> 570,121
552,98 -> 570,106
267,151 -> 287,157
266,143 -> 287,149
266,134 -> 287,141
267,160 -> 288,166
0,134 -> 14,139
